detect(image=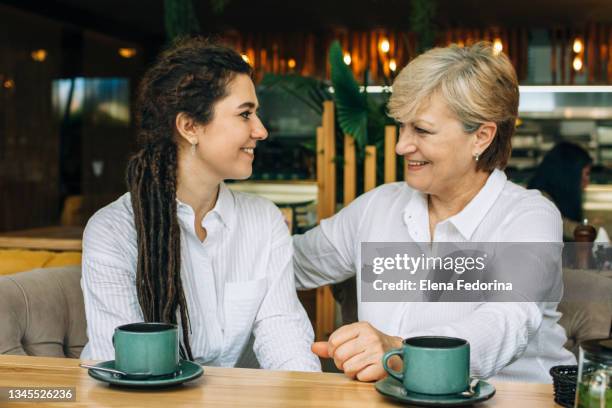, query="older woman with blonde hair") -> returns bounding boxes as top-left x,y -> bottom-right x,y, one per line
293,42 -> 575,382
